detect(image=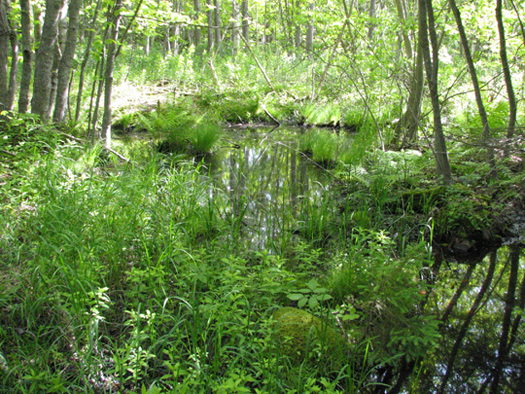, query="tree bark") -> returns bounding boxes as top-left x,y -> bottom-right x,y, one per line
101,0 -> 123,148
305,2 -> 314,55
53,0 -> 82,122
232,0 -> 240,56
206,0 -> 213,51
241,0 -> 249,44
18,0 -> 32,113
193,0 -> 201,46
7,1 -> 17,111
213,0 -> 221,51
0,0 -> 10,111
31,0 -> 64,120
418,0 -> 451,184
